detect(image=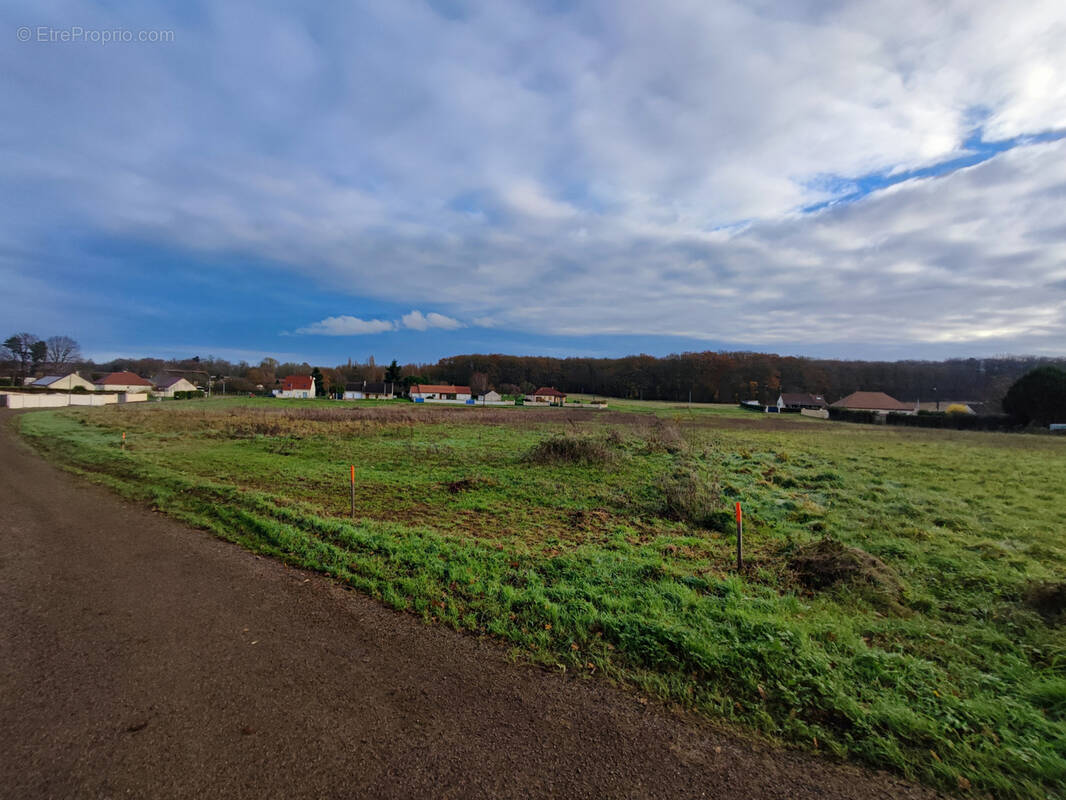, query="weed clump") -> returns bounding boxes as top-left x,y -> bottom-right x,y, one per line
656,463 -> 728,530
1023,581 -> 1066,624
525,435 -> 615,466
643,420 -> 688,454
790,538 -> 903,608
